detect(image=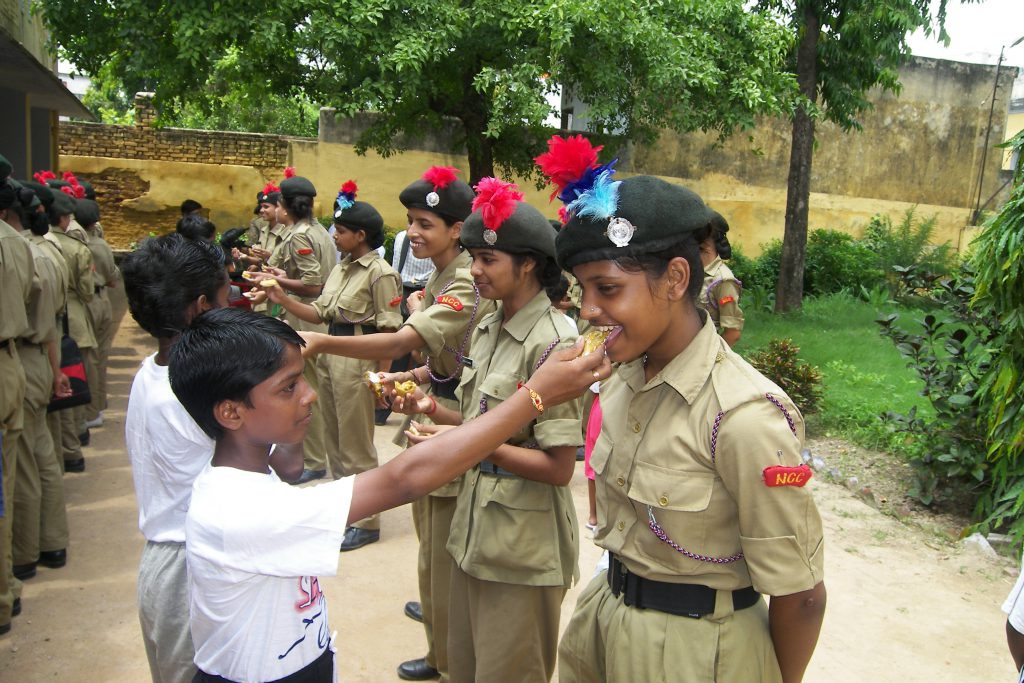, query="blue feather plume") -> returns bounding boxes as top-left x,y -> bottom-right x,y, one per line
567,169 -> 621,221
336,192 -> 355,212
